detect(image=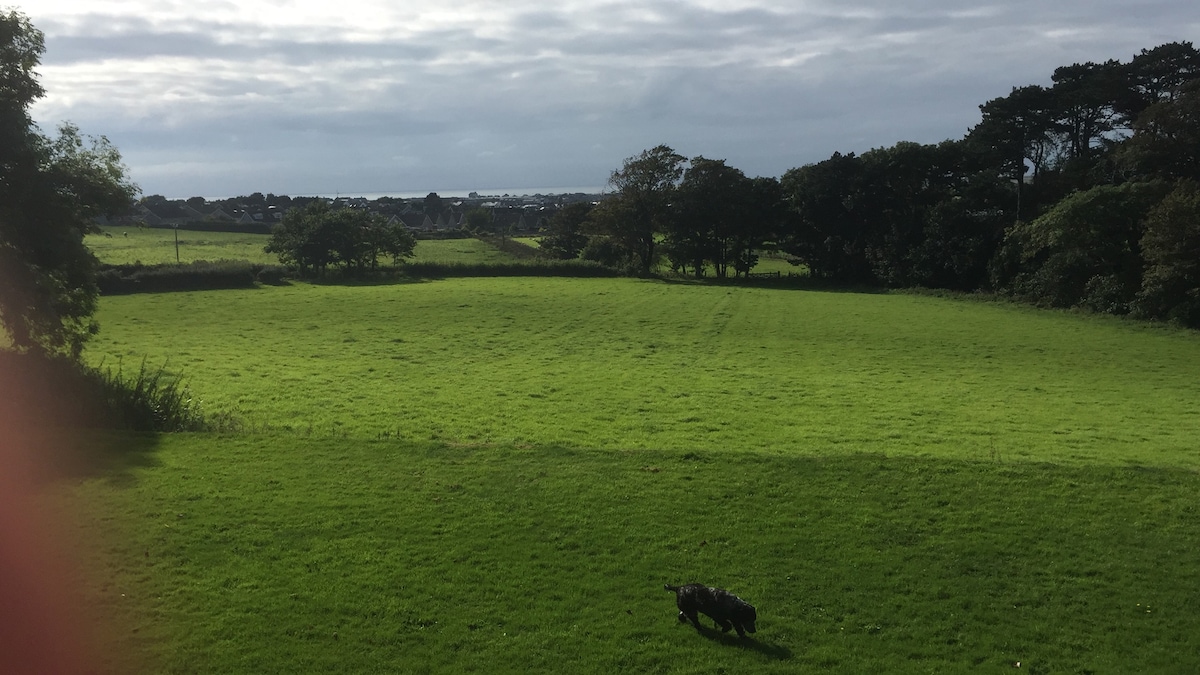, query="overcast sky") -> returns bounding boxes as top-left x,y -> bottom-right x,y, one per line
24,1 -> 1200,199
